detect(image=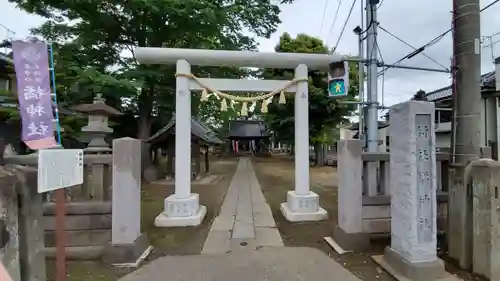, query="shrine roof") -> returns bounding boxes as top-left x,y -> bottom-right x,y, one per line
227,120 -> 270,140
147,116 -> 222,145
